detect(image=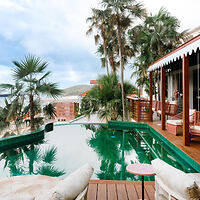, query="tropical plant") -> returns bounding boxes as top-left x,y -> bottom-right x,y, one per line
129,8 -> 188,98
101,0 -> 146,121
86,125 -> 138,180
43,103 -> 57,119
80,74 -> 136,121
0,82 -> 25,132
0,55 -> 63,130
0,144 -> 66,177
